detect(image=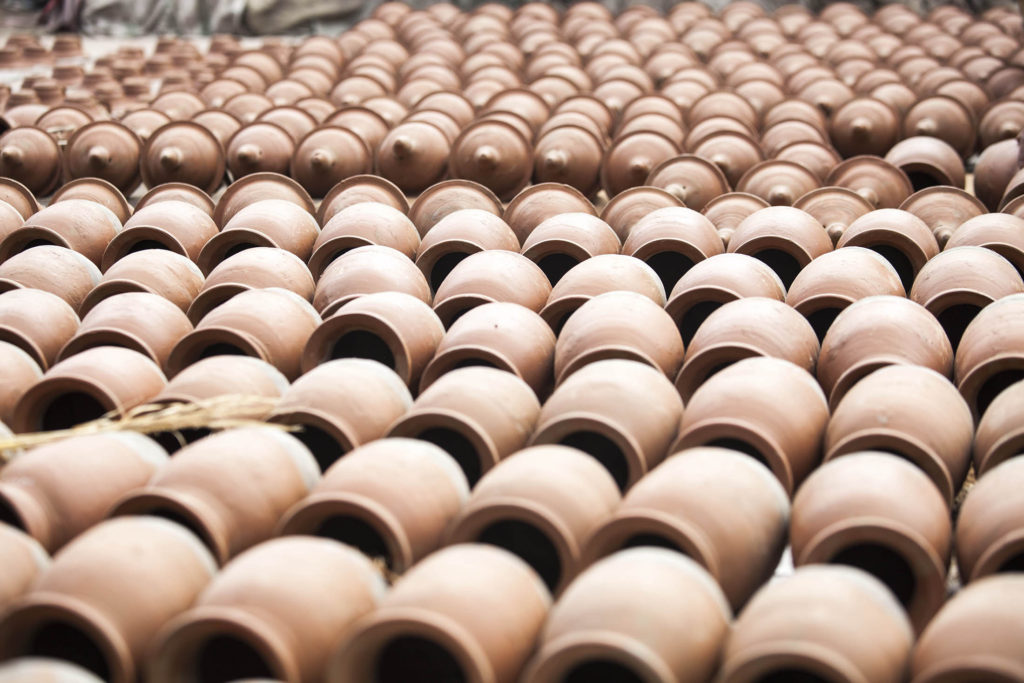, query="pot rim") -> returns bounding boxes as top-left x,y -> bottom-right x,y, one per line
524,629 -> 679,683
300,310 -> 414,385
672,417 -> 795,495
